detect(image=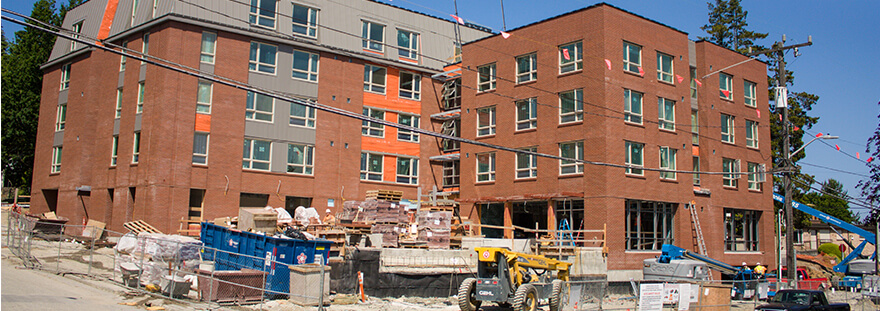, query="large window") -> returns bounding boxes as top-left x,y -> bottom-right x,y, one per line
55,104 -> 67,131
559,89 -> 583,123
515,97 -> 537,130
476,152 -> 496,182
70,21 -> 83,51
361,107 -> 384,137
289,99 -> 316,128
249,0 -> 276,28
193,132 -> 208,165
443,161 -> 459,187
363,65 -> 386,93
141,33 -> 149,64
292,50 -> 319,81
722,158 -> 739,188
116,88 -> 123,118
744,80 -> 757,107
399,71 -> 420,100
516,147 -> 538,179
623,41 -> 641,74
396,157 -> 418,184
721,114 -> 735,143
120,41 -> 128,71
719,72 -> 733,100
397,114 -> 419,142
689,67 -> 697,98
242,138 -> 271,170
656,52 -> 673,83
477,106 -> 496,136
197,80 -> 212,113
724,208 -> 760,251
130,0 -> 138,26
397,29 -> 418,59
246,91 -> 273,122
559,41 -> 583,74
626,200 -> 676,250
624,89 -> 643,124
287,143 -> 314,175
559,141 -> 584,175
625,141 -> 644,175
291,4 -> 318,38
691,110 -> 699,145
477,63 -> 496,91
111,135 -> 119,166
137,82 -> 145,113
658,97 -> 675,131
748,162 -> 763,191
60,64 -> 71,90
692,156 -> 700,185
746,120 -> 758,148
361,21 -> 384,52
132,132 -> 141,163
51,147 -> 62,173
659,146 -> 676,180
360,152 -> 382,181
200,31 -> 216,64
249,42 -> 277,74
516,53 -> 537,83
